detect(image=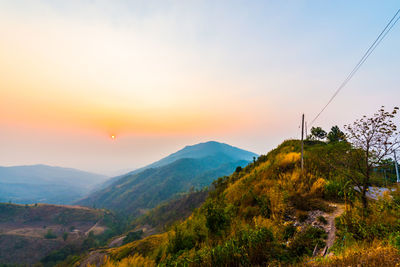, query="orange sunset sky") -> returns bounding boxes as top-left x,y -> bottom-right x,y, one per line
1,1 -> 399,174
